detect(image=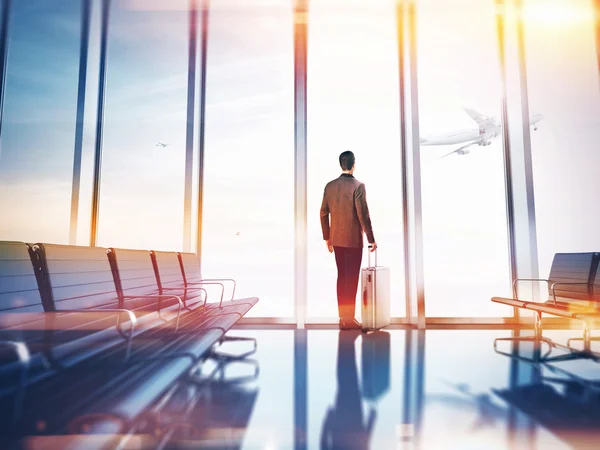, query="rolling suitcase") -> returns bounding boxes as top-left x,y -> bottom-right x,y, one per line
361,246 -> 390,331
361,330 -> 391,402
